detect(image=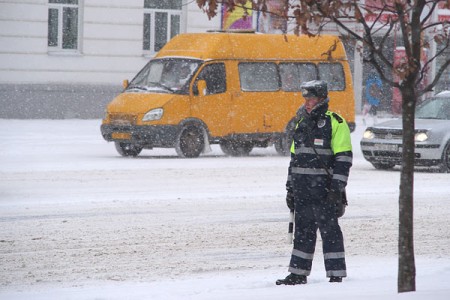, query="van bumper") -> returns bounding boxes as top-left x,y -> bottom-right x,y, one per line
100,124 -> 179,148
